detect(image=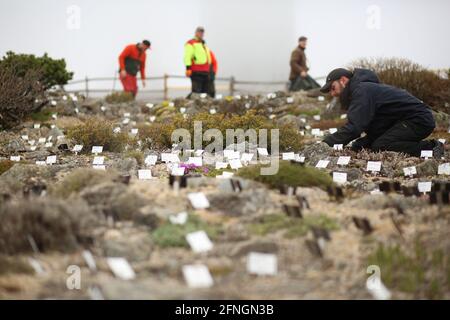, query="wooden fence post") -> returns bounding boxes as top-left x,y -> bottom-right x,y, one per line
85,76 -> 89,98
163,74 -> 169,101
229,76 -> 235,96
